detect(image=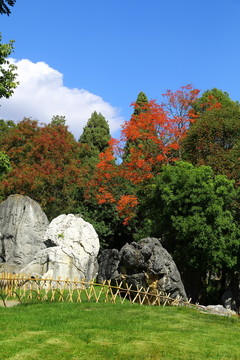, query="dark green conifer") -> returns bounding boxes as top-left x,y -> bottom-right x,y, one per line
133,91 -> 149,115
79,111 -> 111,166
